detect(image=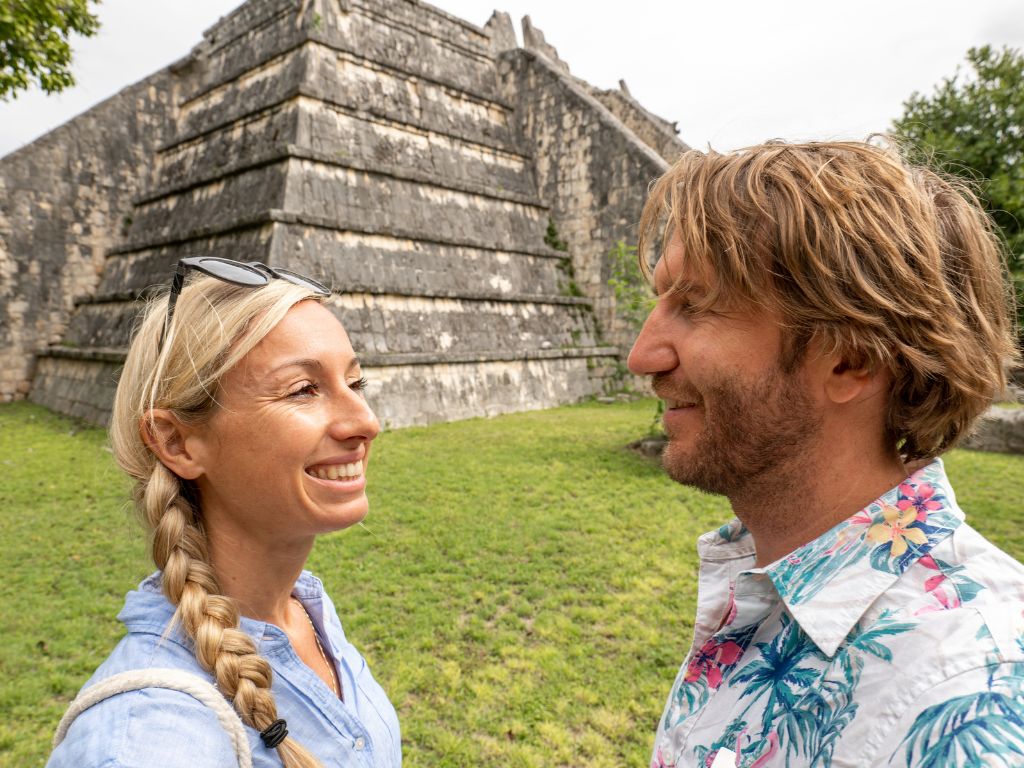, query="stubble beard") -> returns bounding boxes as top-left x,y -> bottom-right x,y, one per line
659,366 -> 820,499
